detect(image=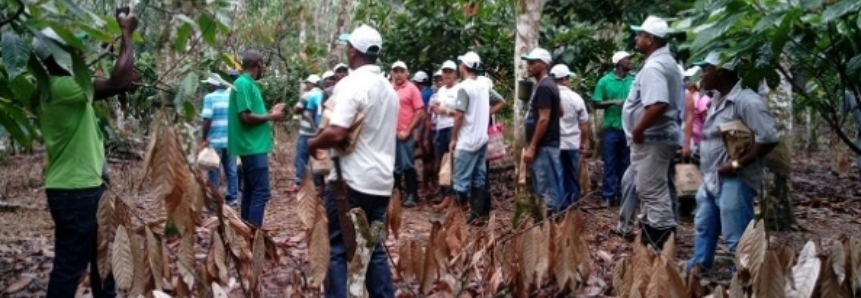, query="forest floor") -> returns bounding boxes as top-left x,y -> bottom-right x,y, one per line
1,136 -> 860,297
